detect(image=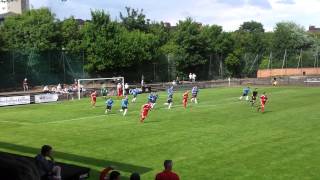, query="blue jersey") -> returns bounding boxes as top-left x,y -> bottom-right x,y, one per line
167,87 -> 173,96
132,89 -> 138,96
192,87 -> 198,95
148,94 -> 153,102
121,99 -> 129,107
152,95 -> 158,103
243,88 -> 250,95
106,99 -> 114,107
